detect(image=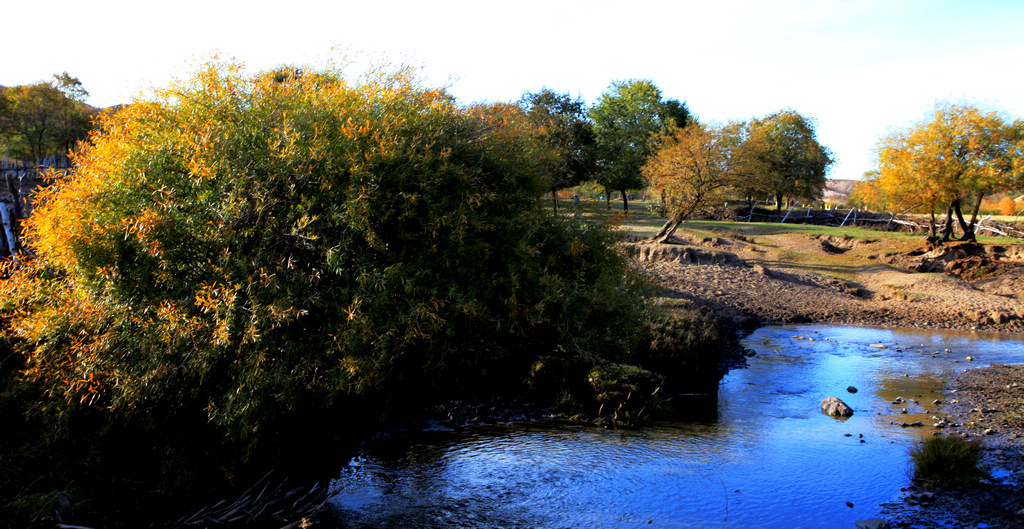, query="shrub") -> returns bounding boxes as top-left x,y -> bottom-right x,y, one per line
909,435 -> 986,488
0,61 -> 649,464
